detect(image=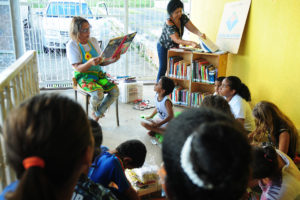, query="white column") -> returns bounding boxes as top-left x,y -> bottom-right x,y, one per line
125,0 -> 129,75
10,0 -> 25,58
